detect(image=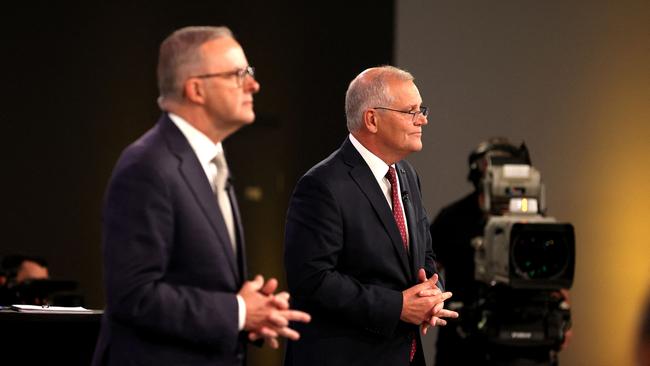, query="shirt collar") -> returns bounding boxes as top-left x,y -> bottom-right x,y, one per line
349,133 -> 392,181
168,113 -> 222,165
